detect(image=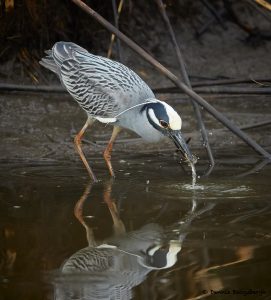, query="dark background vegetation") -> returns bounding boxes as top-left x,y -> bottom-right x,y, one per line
1,0 -> 271,84
0,0 -> 192,59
